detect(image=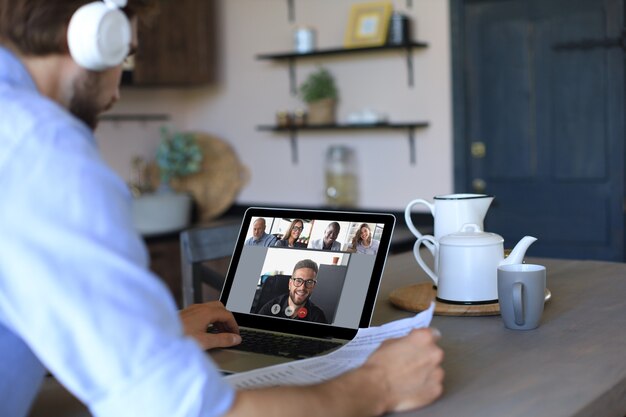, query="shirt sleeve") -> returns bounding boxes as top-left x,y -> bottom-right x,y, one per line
0,121 -> 234,417
266,235 -> 277,246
